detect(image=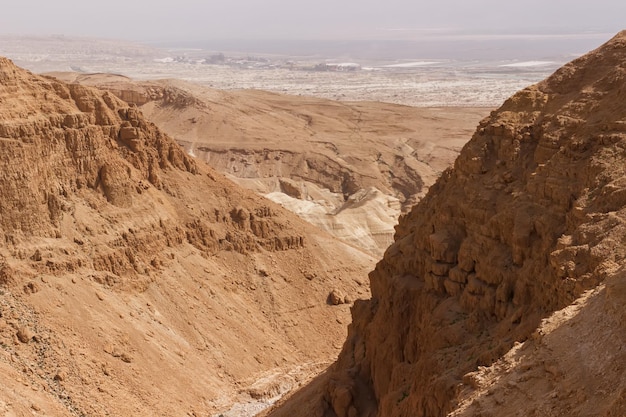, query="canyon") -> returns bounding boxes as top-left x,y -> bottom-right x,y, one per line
0,56 -> 375,416
0,29 -> 625,417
